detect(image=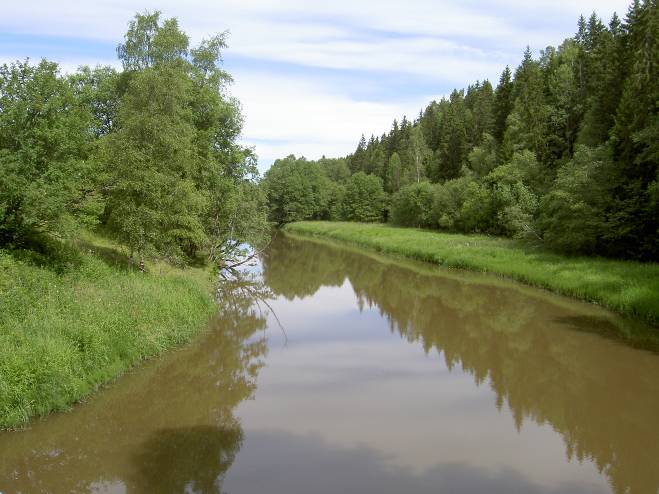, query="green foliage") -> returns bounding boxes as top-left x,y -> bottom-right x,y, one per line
117,11 -> 189,71
0,60 -> 102,243
431,177 -> 490,233
539,42 -> 581,160
339,172 -> 385,222
539,145 -> 612,253
467,133 -> 499,178
605,0 -> 659,260
327,181 -> 347,220
493,66 -> 514,143
458,180 -> 493,232
263,155 -> 330,224
388,151 -> 540,238
502,48 -> 549,162
100,12 -> 266,262
102,64 -> 206,260
430,90 -> 468,181
408,126 -> 431,183
0,11 -> 269,424
431,180 -> 463,230
489,150 -> 544,194
490,182 -> 539,238
386,152 -> 403,192
1,12 -> 266,265
349,134 -> 369,174
391,181 -> 436,227
68,65 -> 120,138
466,80 -> 495,145
318,157 -> 351,183
206,176 -> 270,263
